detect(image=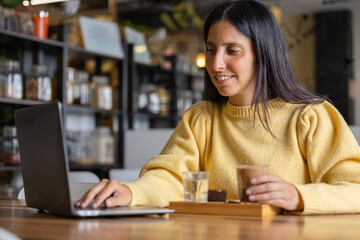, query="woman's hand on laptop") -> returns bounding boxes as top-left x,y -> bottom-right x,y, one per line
75,179 -> 132,208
